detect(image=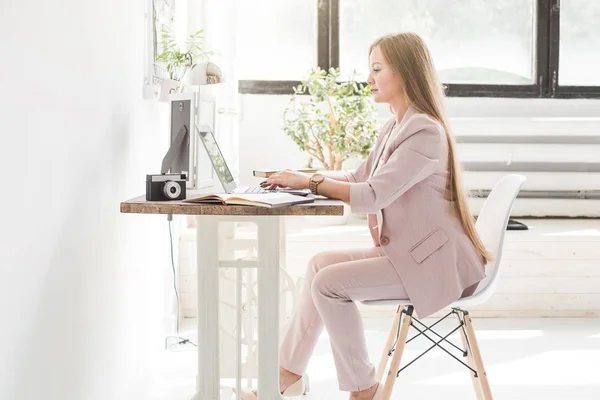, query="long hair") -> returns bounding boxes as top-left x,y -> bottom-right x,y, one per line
370,32 -> 492,263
